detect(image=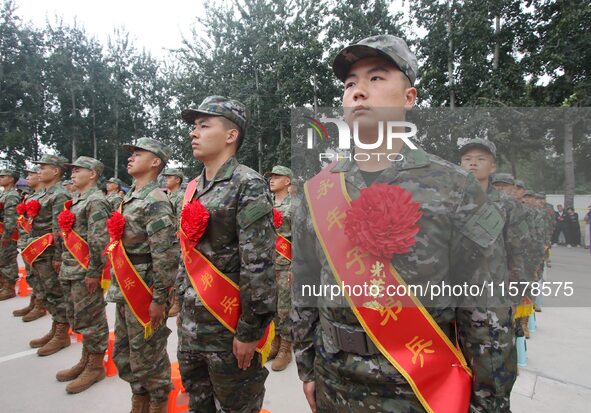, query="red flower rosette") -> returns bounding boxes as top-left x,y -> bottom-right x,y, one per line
16,202 -> 26,216
344,184 -> 422,259
26,200 -> 41,219
181,200 -> 210,246
273,208 -> 283,229
58,210 -> 76,233
104,211 -> 126,255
